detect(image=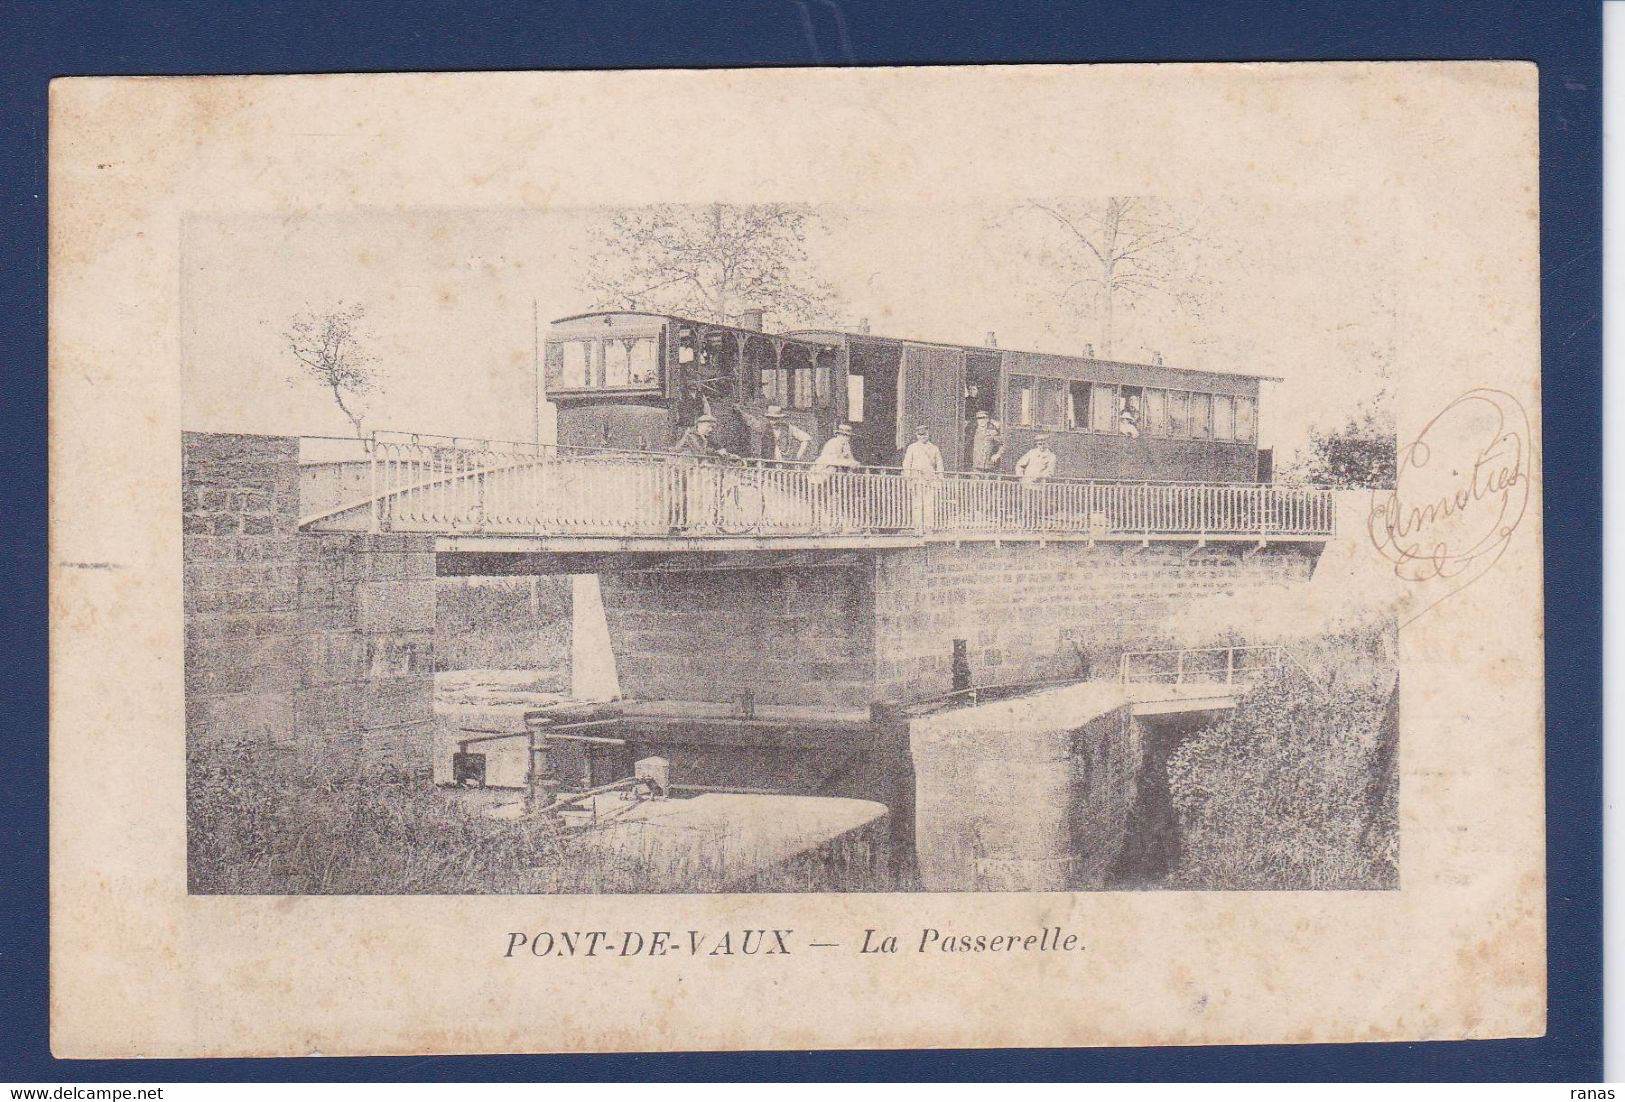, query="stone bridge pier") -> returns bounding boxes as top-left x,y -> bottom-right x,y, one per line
184,433 -> 438,769
592,540 -> 1321,708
